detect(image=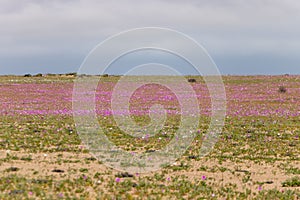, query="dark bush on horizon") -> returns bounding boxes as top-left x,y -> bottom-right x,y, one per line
65,72 -> 77,76
188,78 -> 196,83
102,74 -> 109,77
24,74 -> 32,77
33,73 -> 43,77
